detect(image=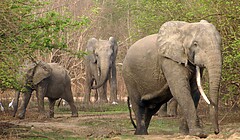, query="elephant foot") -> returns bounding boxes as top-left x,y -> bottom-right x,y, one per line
134,129 -> 148,135
17,114 -> 25,119
189,128 -> 208,138
214,128 -> 220,134
179,120 -> 189,135
179,126 -> 189,135
134,130 -> 148,135
49,112 -> 54,118
49,114 -> 54,118
71,113 -> 78,117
